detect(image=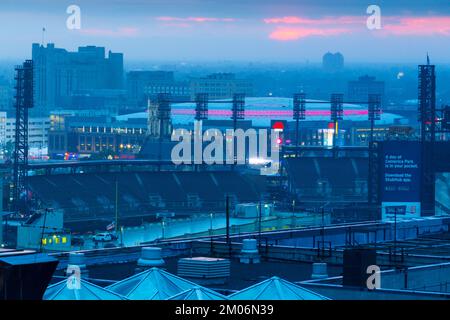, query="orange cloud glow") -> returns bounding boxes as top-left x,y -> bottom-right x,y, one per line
264,15 -> 364,25
383,16 -> 450,35
156,16 -> 236,23
269,27 -> 350,41
264,15 -> 450,41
